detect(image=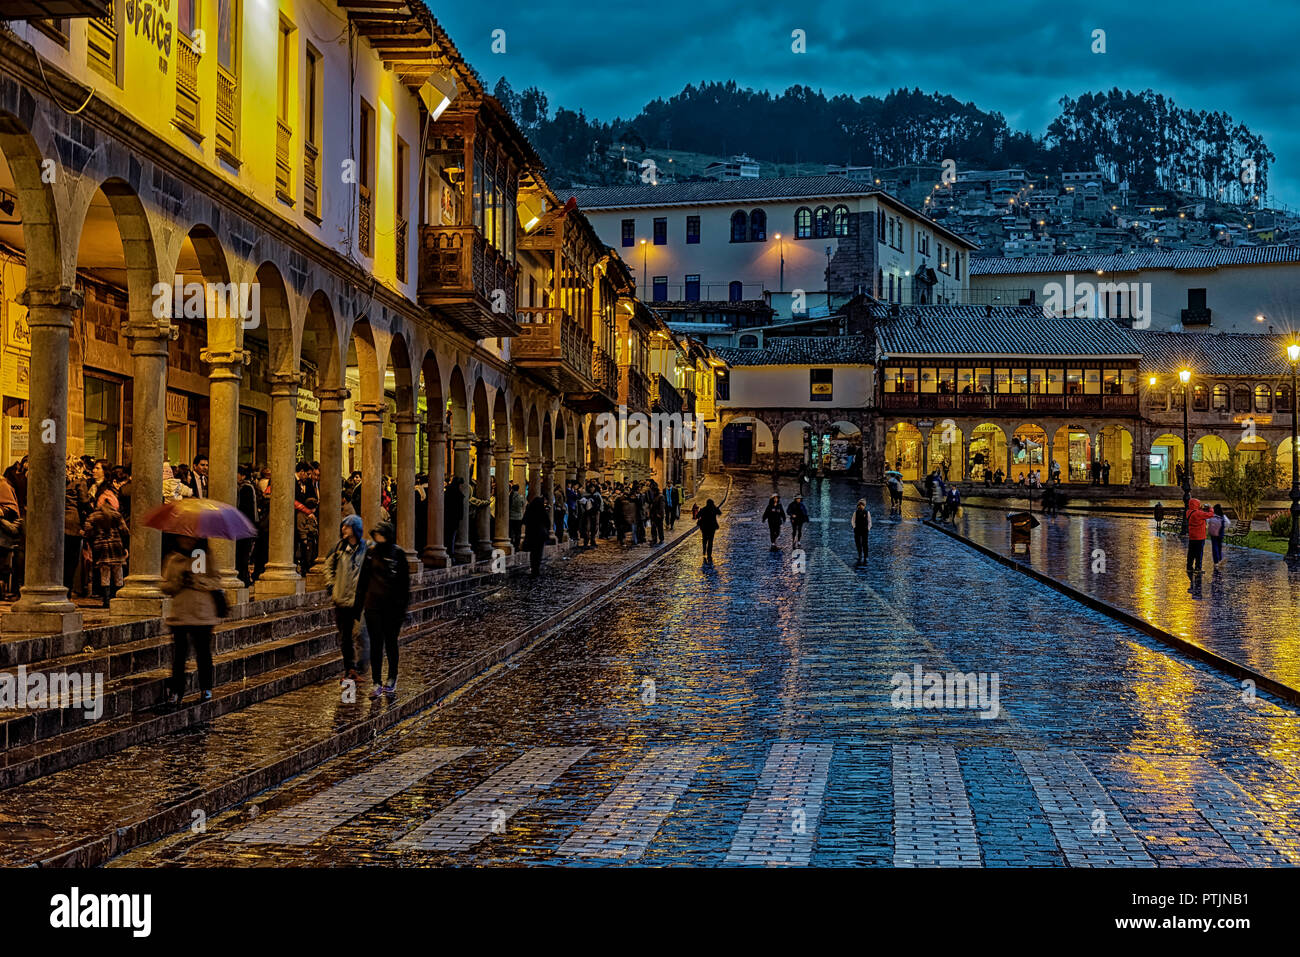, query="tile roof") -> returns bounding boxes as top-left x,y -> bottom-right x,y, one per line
713,335 -> 872,366
874,305 -> 1140,358
1128,331 -> 1297,377
567,177 -> 881,209
969,245 -> 1300,276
